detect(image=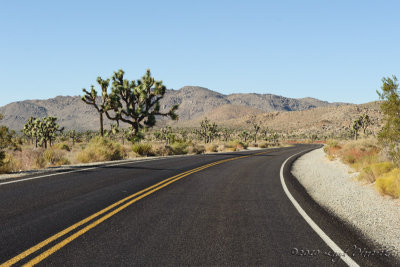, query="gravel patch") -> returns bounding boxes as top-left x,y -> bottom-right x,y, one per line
292,148 -> 400,259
